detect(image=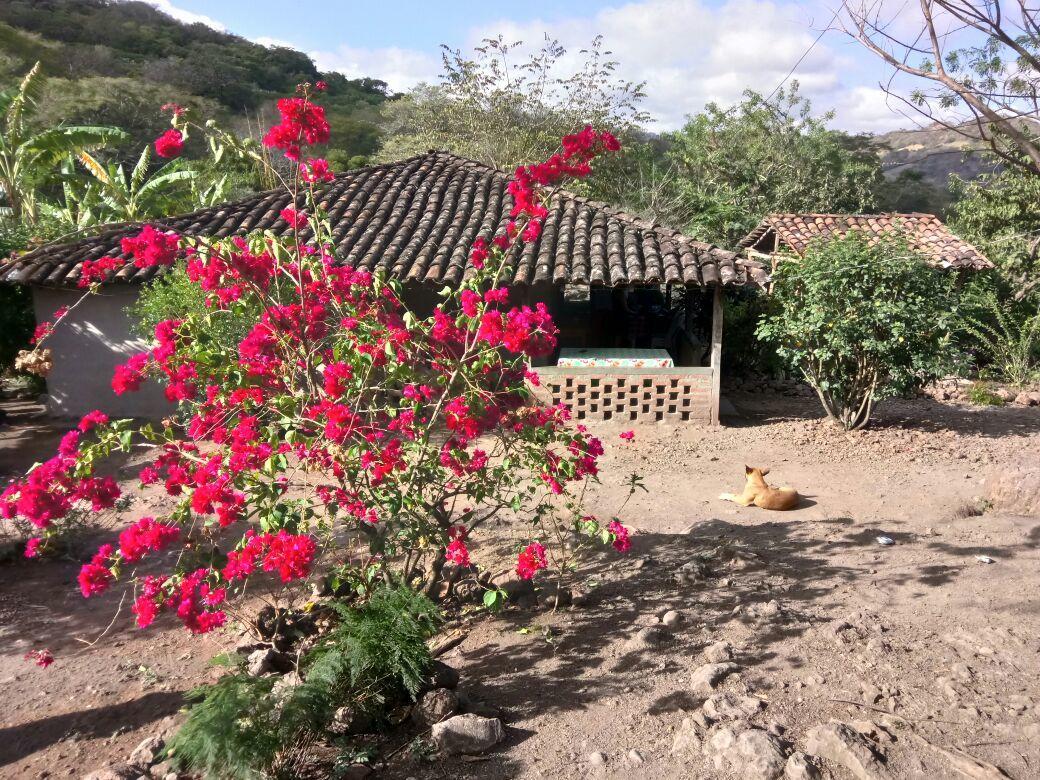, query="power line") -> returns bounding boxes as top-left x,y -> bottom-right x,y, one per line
763,7 -> 842,104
